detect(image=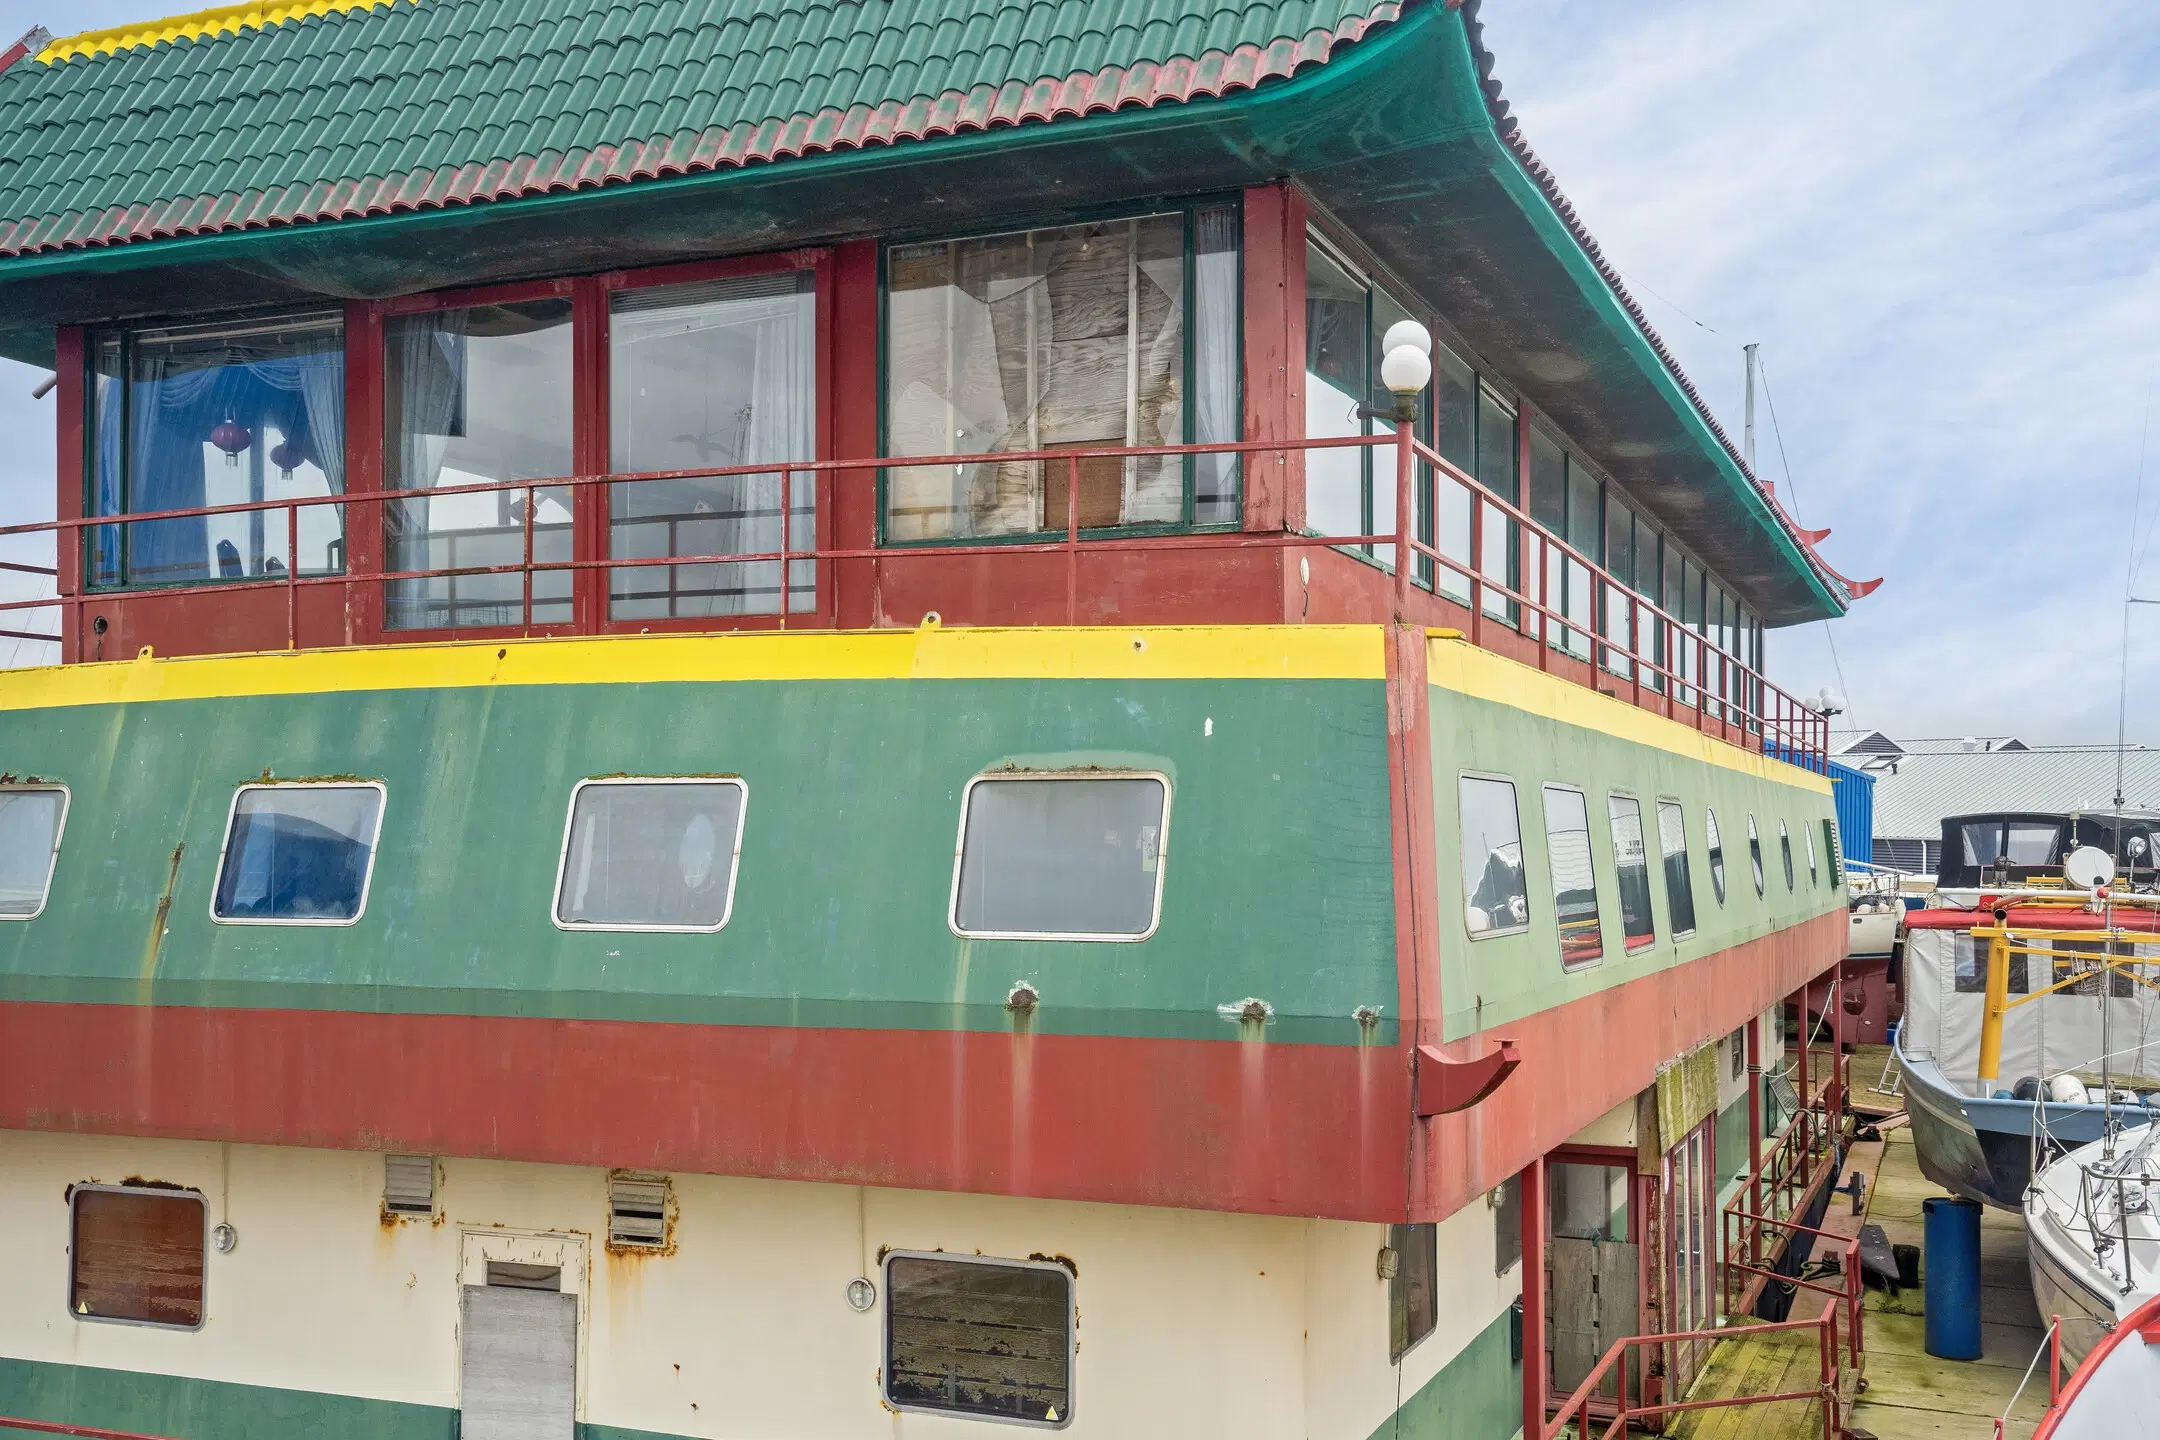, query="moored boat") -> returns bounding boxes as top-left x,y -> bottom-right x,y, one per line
2027,1124 -> 2160,1367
